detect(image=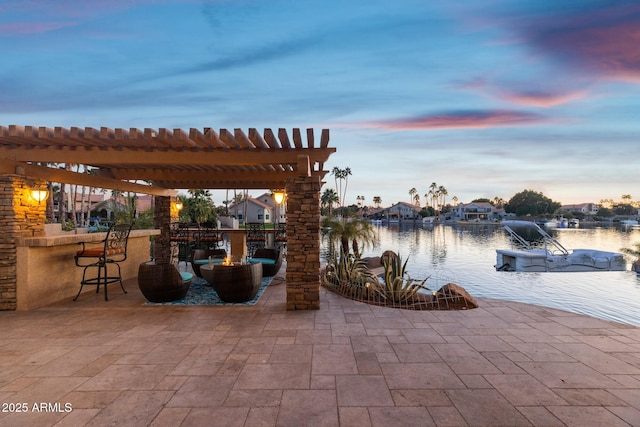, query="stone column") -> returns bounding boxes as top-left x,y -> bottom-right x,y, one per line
153,196 -> 177,265
0,175 -> 47,310
285,175 -> 322,310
